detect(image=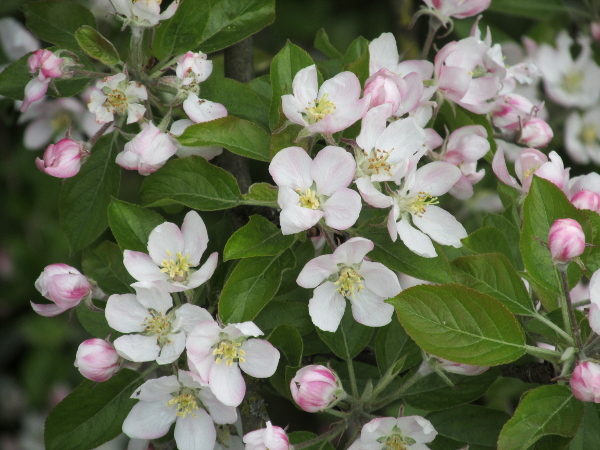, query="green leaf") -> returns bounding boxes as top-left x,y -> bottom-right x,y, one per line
375,319 -> 421,375
403,368 -> 500,411
241,182 -> 278,207
316,307 -> 373,360
498,385 -> 584,450
141,155 -> 241,210
390,284 -> 526,366
82,241 -> 135,296
59,132 -> 121,251
289,432 -> 335,450
197,0 -> 276,53
44,369 -> 143,450
219,250 -> 296,323
178,116 -> 270,162
521,177 -> 586,310
462,227 -> 513,264
342,36 -> 370,85
268,325 -> 303,366
482,213 -> 522,270
360,225 -> 455,284
224,215 -> 294,261
254,301 -> 313,336
24,0 -> 96,51
200,77 -> 269,130
75,302 -> 113,339
269,41 -> 315,129
570,403 -> 600,449
438,102 -> 496,158
451,253 -> 535,316
107,198 -> 164,253
488,0 -> 584,19
75,26 -> 120,66
314,28 -> 343,60
270,123 -> 307,158
428,405 -> 509,446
